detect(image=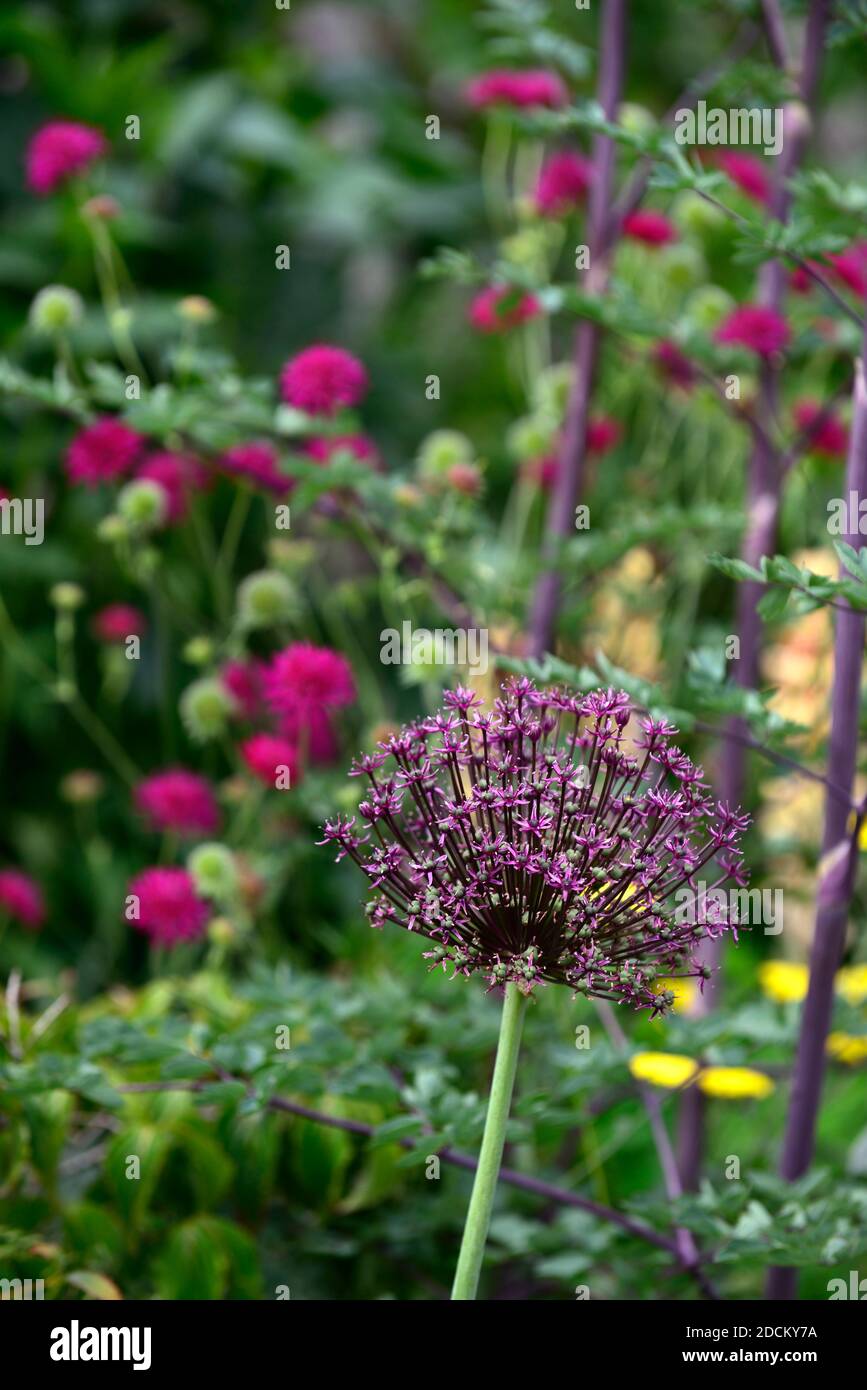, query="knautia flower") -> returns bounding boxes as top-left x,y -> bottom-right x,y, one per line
220,442 -> 292,496
26,119 -> 107,195
134,768 -> 220,836
0,868 -> 46,929
241,733 -> 299,787
465,69 -> 569,111
715,303 -> 791,357
279,344 -> 368,416
469,285 -> 541,334
321,679 -> 748,1013
136,451 -> 209,523
321,677 -> 749,1300
622,209 -> 678,246
65,417 -> 144,488
126,866 -> 209,947
534,151 -> 593,217
92,603 -> 147,643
